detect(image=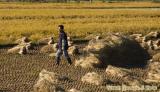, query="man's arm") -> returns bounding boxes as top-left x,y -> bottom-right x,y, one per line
62,39 -> 65,50
58,33 -> 63,49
